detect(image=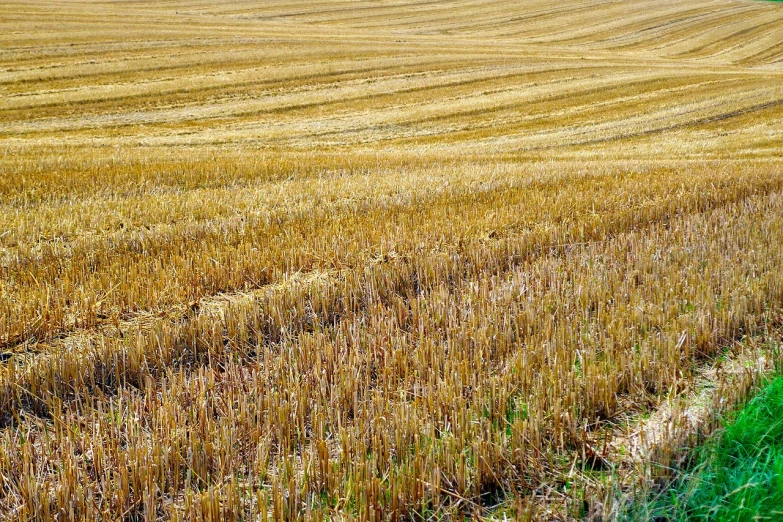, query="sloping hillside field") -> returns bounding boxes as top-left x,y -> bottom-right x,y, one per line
2,0 -> 783,519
